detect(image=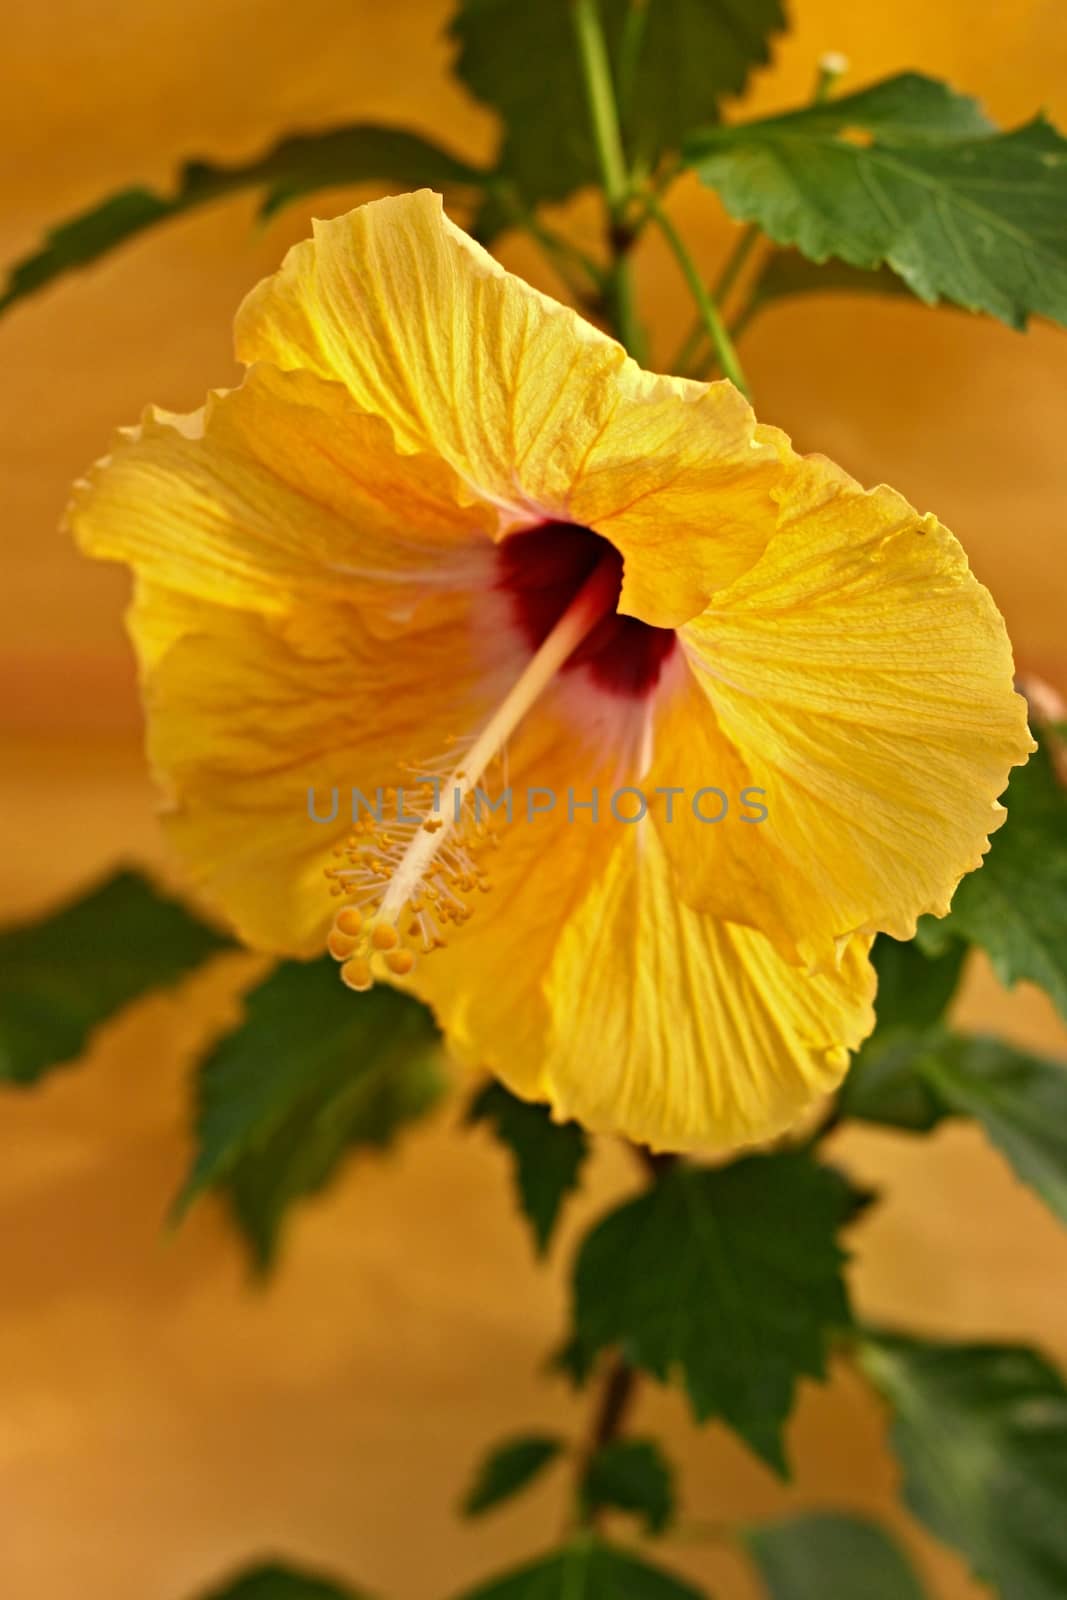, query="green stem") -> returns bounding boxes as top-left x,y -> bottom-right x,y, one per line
616,0 -> 650,128
670,221 -> 759,376
572,0 -> 629,210
645,194 -> 749,395
689,51 -> 851,373
712,221 -> 761,307
571,0 -> 646,360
